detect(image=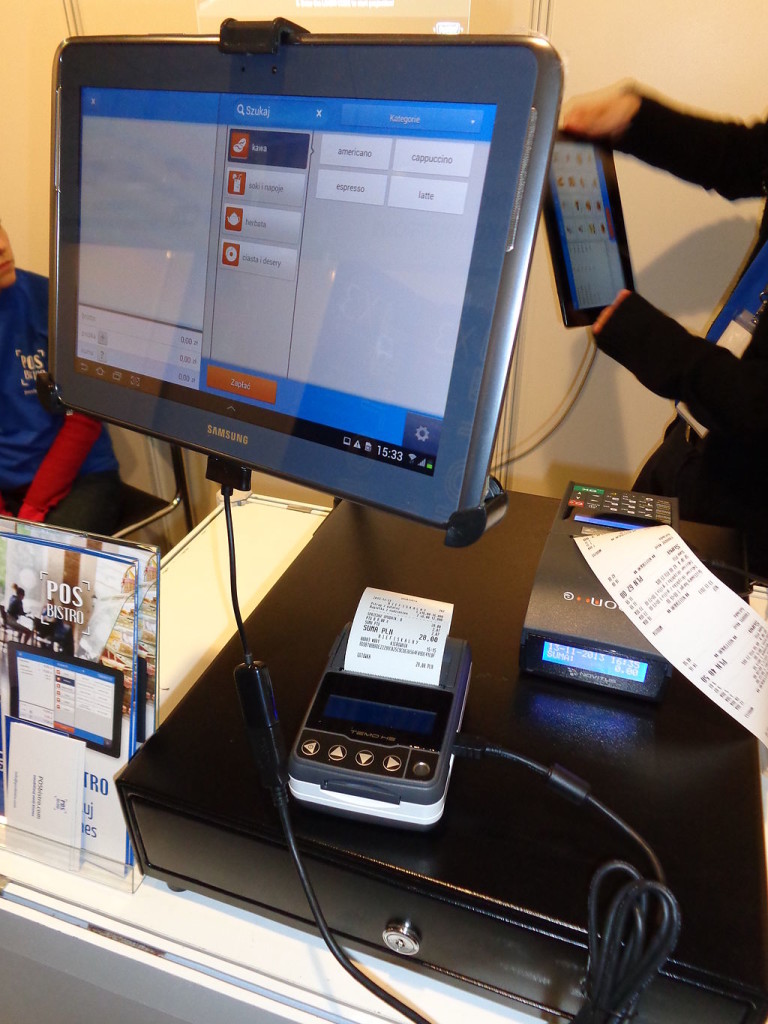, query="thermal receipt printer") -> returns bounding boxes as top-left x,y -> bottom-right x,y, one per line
288,625 -> 471,829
